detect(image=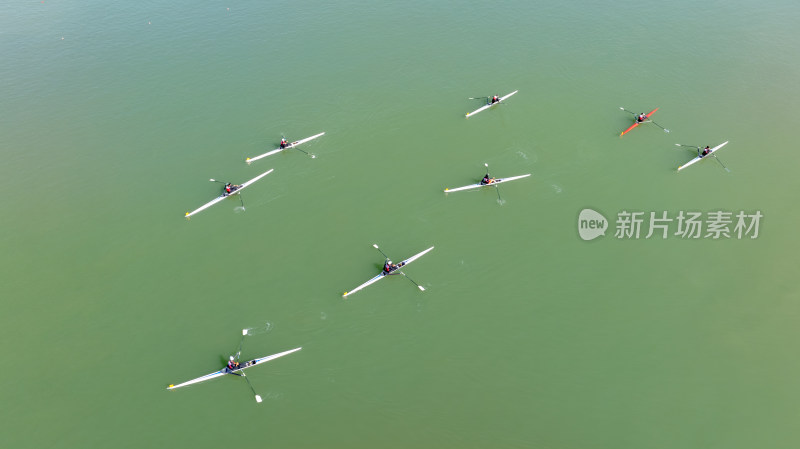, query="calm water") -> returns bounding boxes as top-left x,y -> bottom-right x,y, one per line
3,1 -> 800,448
